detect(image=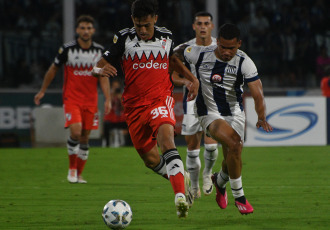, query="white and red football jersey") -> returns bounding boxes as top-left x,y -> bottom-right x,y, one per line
103,26 -> 174,107
54,40 -> 104,106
